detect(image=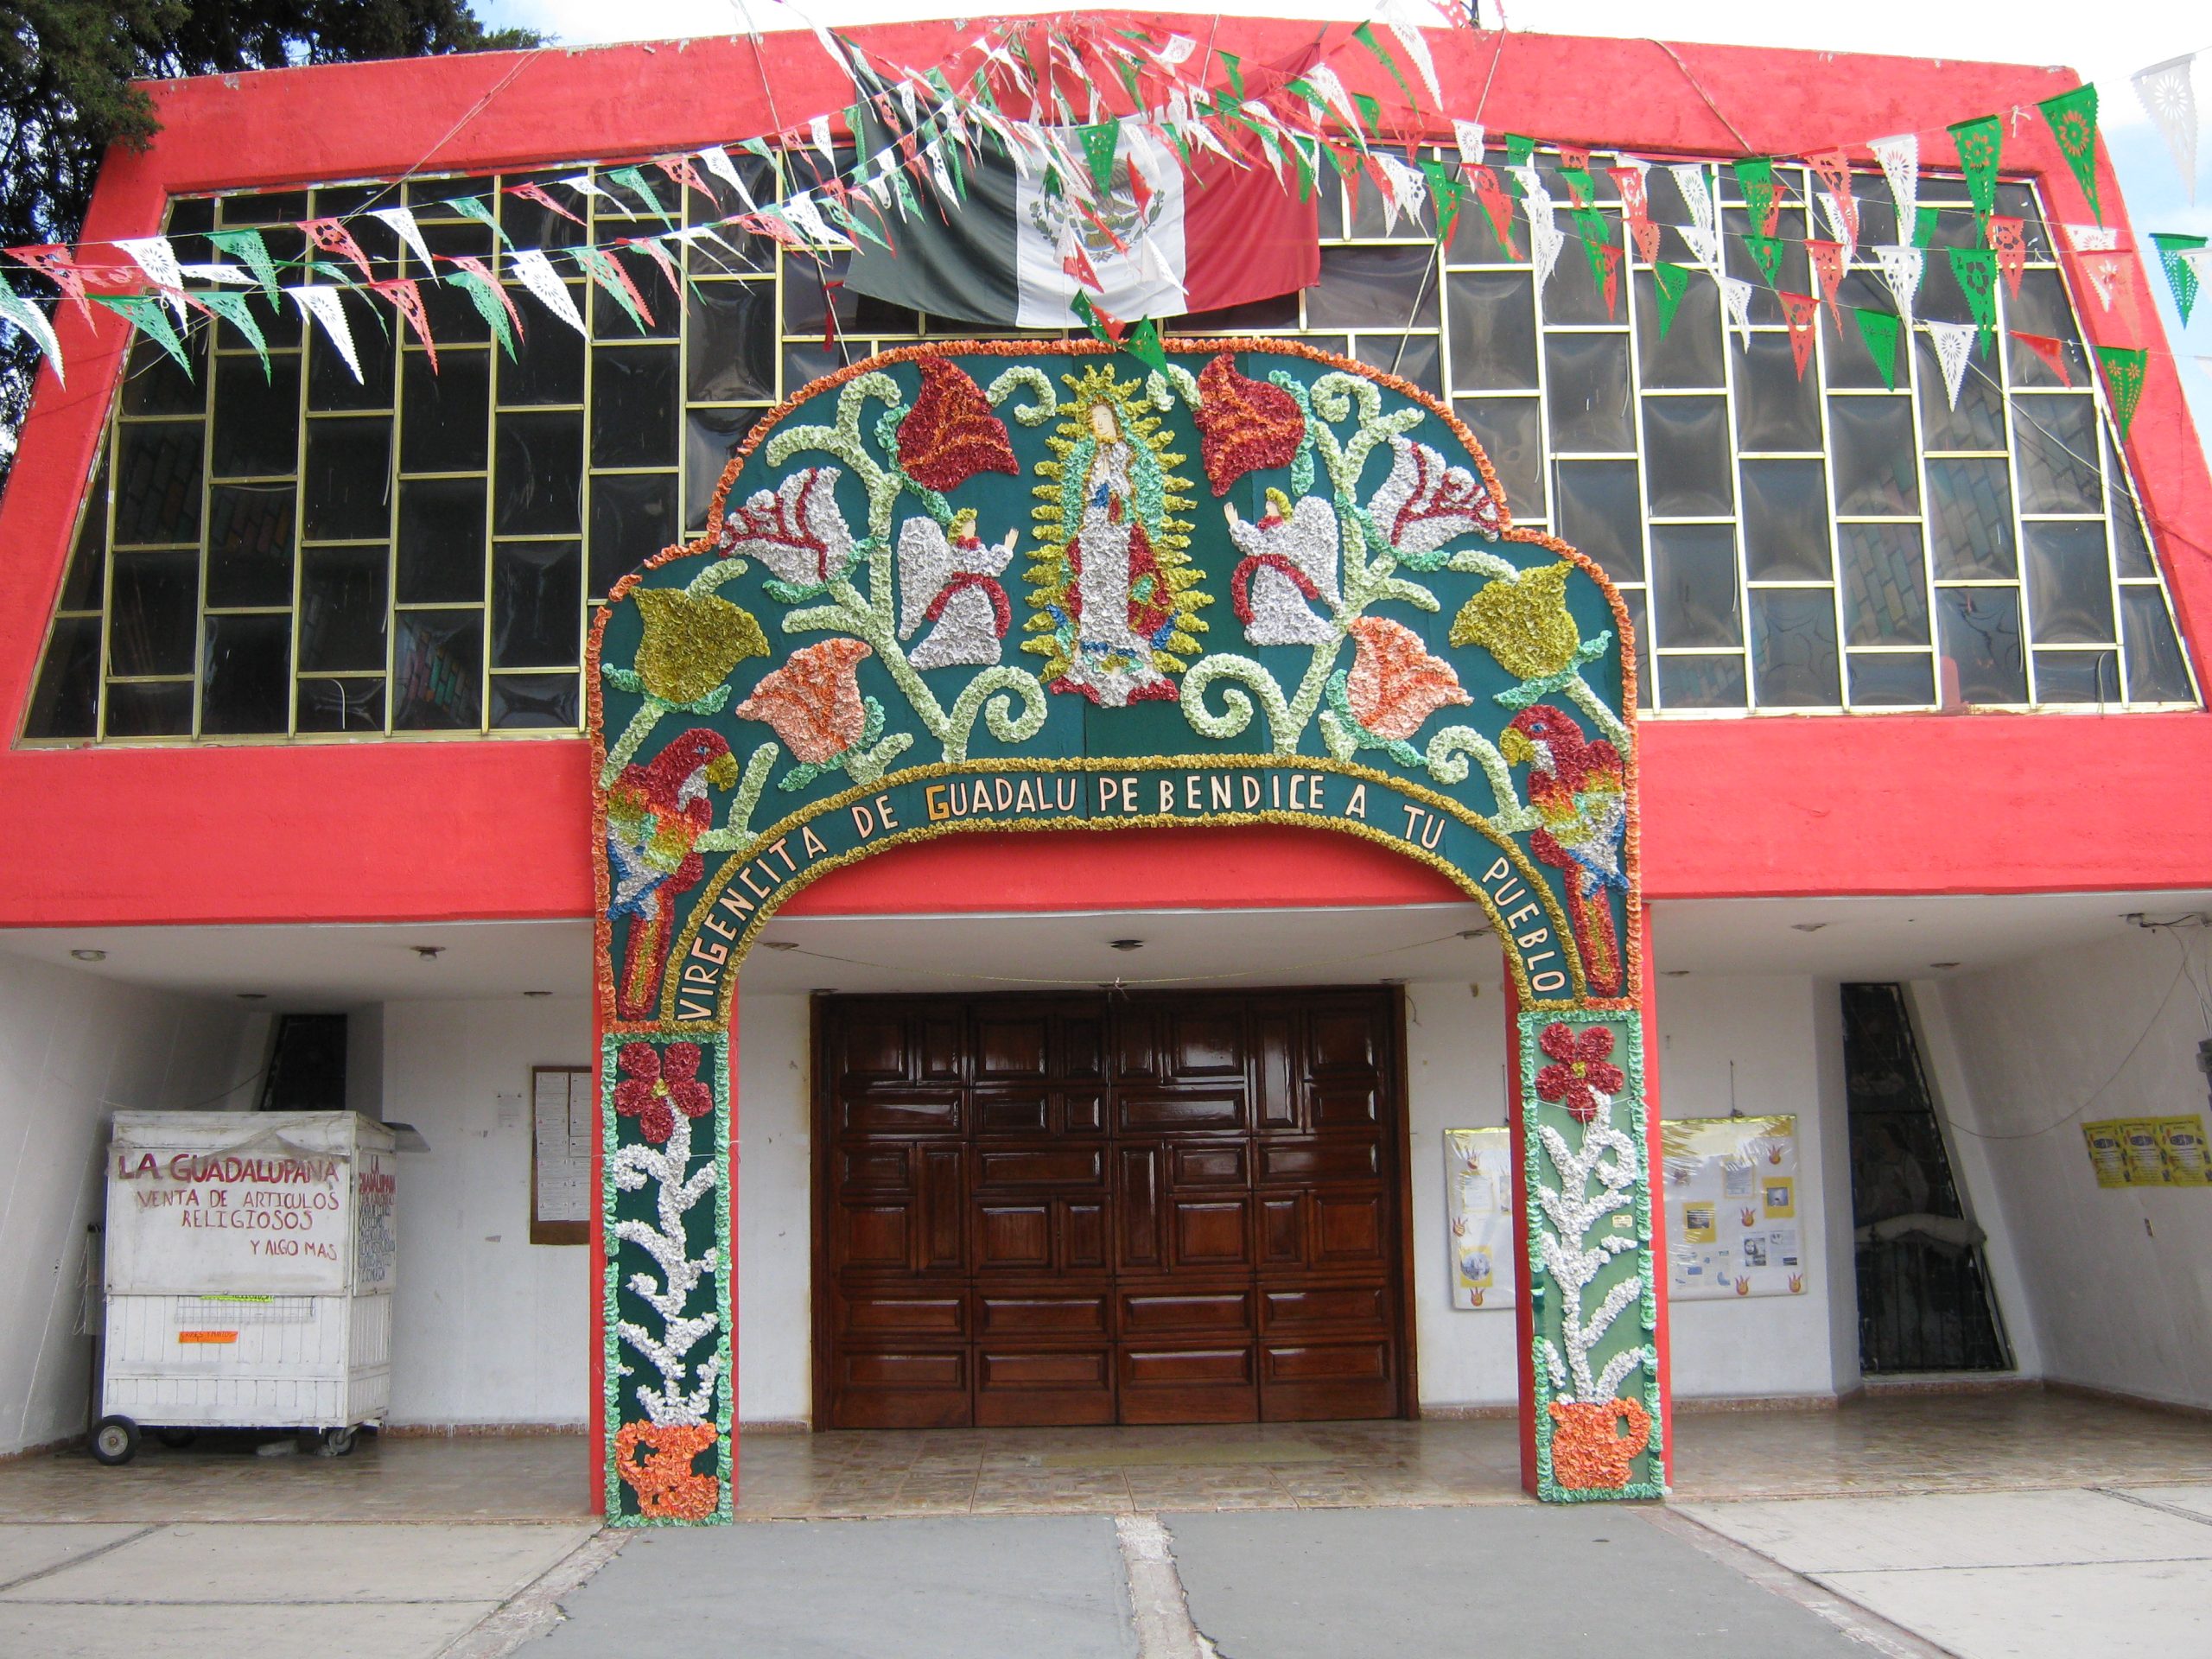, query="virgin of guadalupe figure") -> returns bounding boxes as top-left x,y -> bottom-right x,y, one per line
1061,399 -> 1179,704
